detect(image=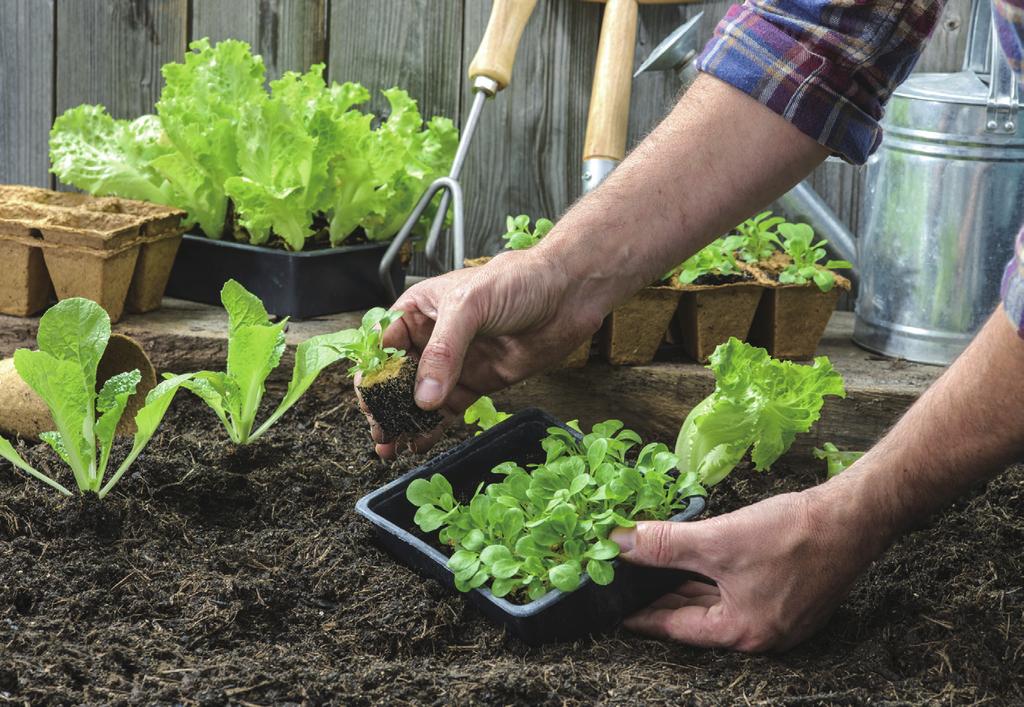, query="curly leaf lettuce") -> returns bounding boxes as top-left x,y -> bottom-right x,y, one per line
675,338 -> 846,486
